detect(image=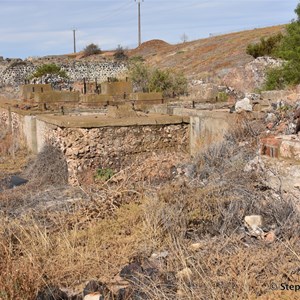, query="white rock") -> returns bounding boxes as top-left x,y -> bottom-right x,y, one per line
150,250 -> 169,259
244,156 -> 265,173
84,293 -> 102,300
189,243 -> 203,251
265,112 -> 277,123
244,215 -> 263,231
235,97 -> 253,113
